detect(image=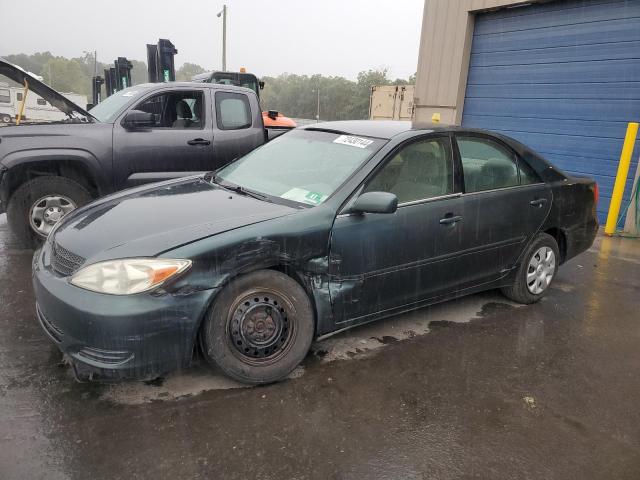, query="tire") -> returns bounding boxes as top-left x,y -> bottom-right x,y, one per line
501,232 -> 560,304
7,176 -> 92,248
1,115 -> 11,124
201,270 -> 315,385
